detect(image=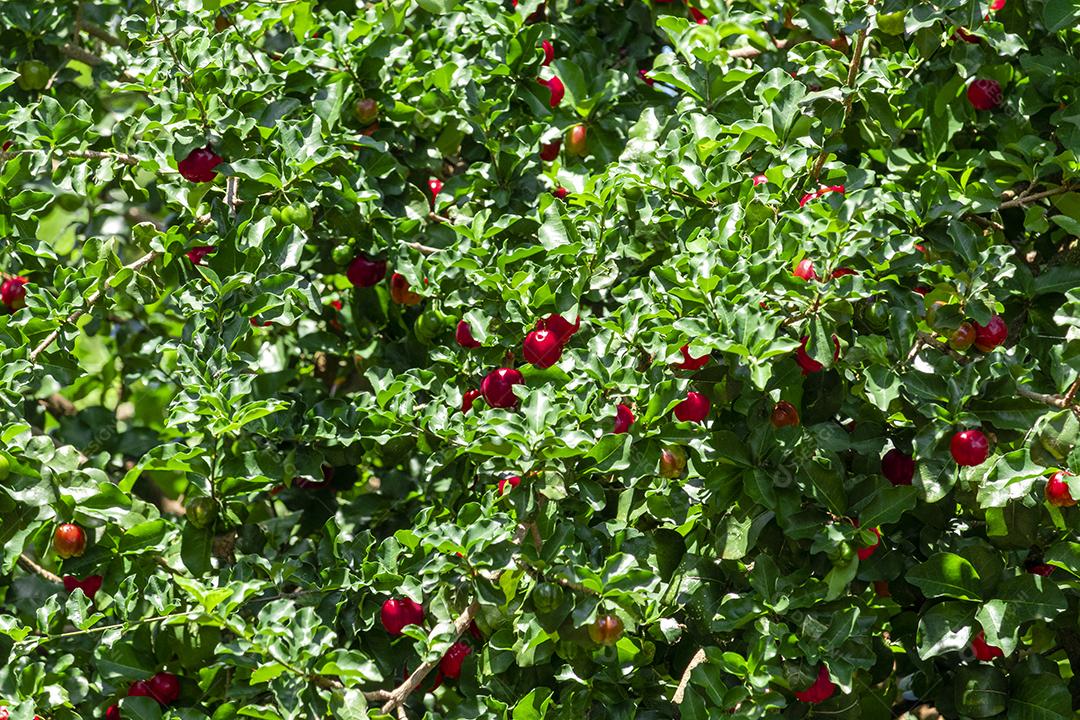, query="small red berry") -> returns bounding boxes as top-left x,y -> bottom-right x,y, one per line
794,665 -> 837,704
428,178 -> 443,200
856,526 -> 881,561
149,672 -> 181,705
540,139 -> 561,161
674,391 -> 710,423
523,329 -> 563,368
439,641 -> 473,680
793,259 -> 817,281
128,680 -> 154,698
830,267 -> 857,278
973,315 -> 1007,352
881,449 -> 915,486
481,368 -> 525,409
346,255 -> 387,287
1045,471 -> 1076,507
381,597 -> 425,636
1027,563 -> 1054,577
0,276 -> 29,310
53,523 -> 87,559
541,40 -> 554,66
971,631 -> 1003,661
461,389 -> 482,414
177,146 -> 223,183
752,174 -> 767,186
967,79 -> 1003,111
951,429 -> 989,466
794,335 -> 840,375
455,321 -> 482,349
538,76 -> 565,108
638,69 -> 654,86
553,186 -> 568,199
185,245 -> 216,266
62,574 -> 104,600
673,344 -> 709,371
538,314 -> 580,344
689,6 -> 707,23
105,705 -> 121,720
498,475 -> 521,495
613,403 -> 635,434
